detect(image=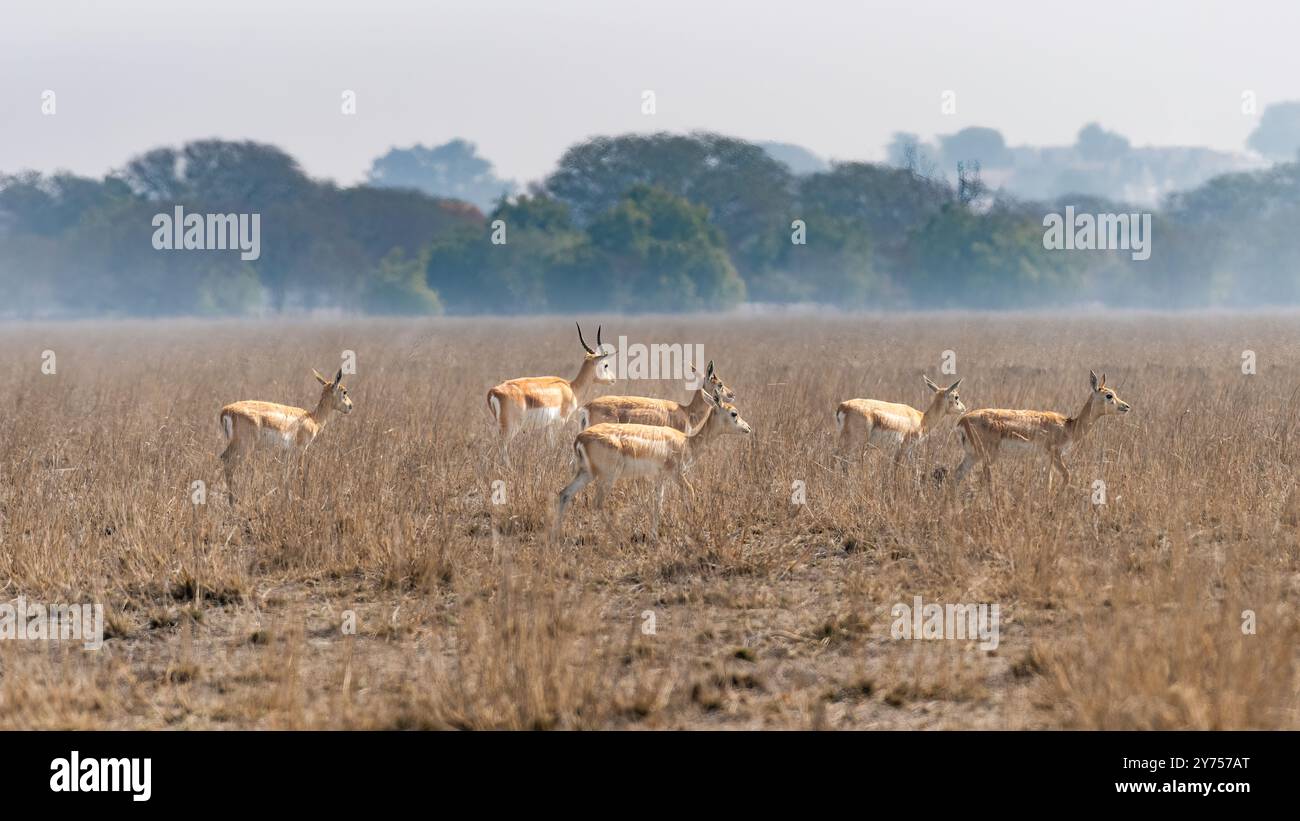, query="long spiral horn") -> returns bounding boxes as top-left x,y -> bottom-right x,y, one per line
577,322 -> 595,355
